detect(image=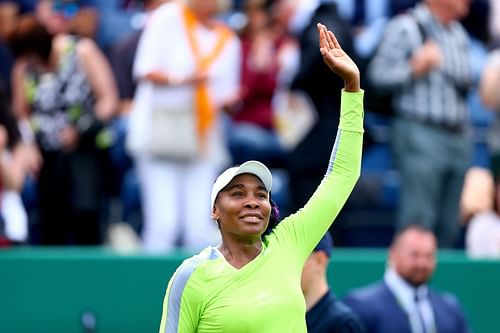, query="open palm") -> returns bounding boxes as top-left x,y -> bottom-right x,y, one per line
317,23 -> 359,88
